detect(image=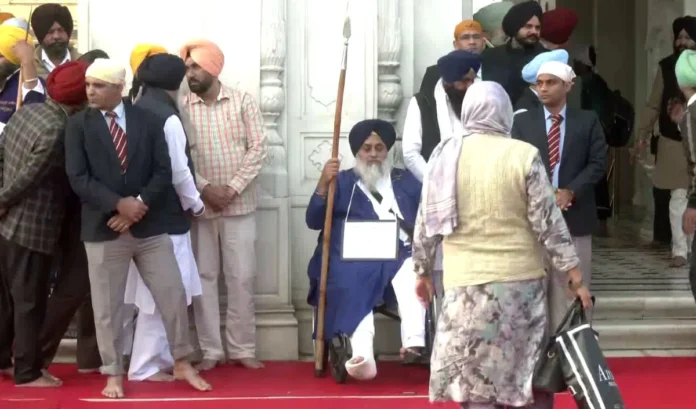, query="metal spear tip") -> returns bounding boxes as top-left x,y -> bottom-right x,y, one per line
343,16 -> 352,40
